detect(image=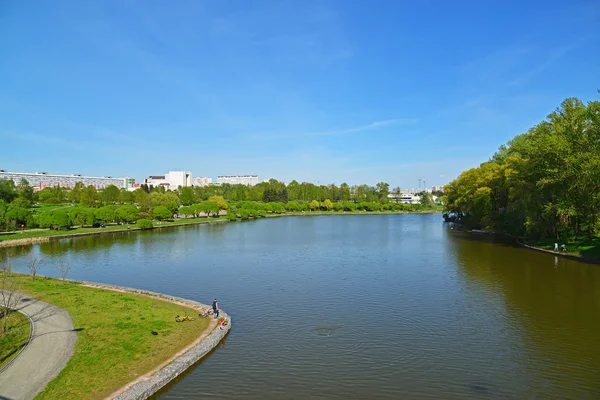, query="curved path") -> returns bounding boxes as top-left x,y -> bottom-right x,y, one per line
0,293 -> 76,400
